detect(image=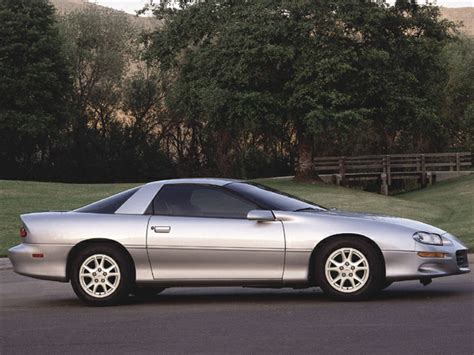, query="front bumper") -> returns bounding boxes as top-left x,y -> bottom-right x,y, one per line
383,237 -> 470,281
8,243 -> 71,282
